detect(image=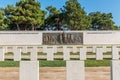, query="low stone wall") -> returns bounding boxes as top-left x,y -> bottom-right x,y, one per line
0,45 -> 120,61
